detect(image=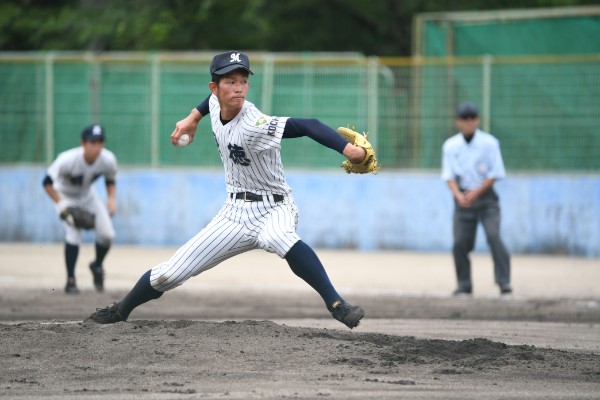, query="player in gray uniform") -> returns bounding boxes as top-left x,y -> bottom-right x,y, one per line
86,51 -> 367,328
43,124 -> 117,294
